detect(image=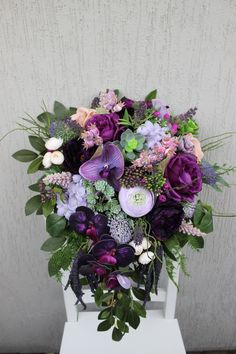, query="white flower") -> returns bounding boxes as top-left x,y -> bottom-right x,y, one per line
141,237 -> 151,250
129,241 -> 143,256
45,137 -> 63,151
42,152 -> 52,168
138,251 -> 155,265
50,151 -> 64,165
